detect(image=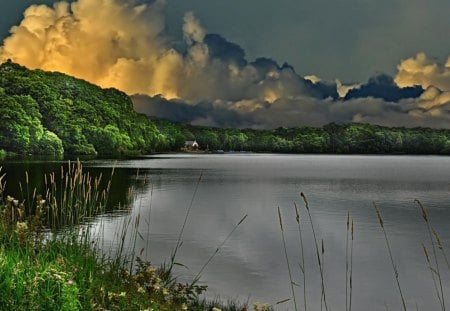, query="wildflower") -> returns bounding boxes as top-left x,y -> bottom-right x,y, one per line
13,199 -> 19,206
6,196 -> 13,203
15,222 -> 28,232
181,303 -> 188,310
162,288 -> 169,296
145,267 -> 156,274
67,279 -> 74,285
39,199 -> 46,206
73,266 -> 79,273
119,292 -> 126,297
137,287 -> 145,294
253,302 -> 269,311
